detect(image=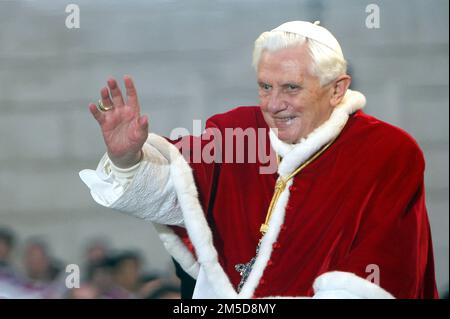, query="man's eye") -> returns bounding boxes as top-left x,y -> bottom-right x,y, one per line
286,84 -> 300,91
260,83 -> 272,91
